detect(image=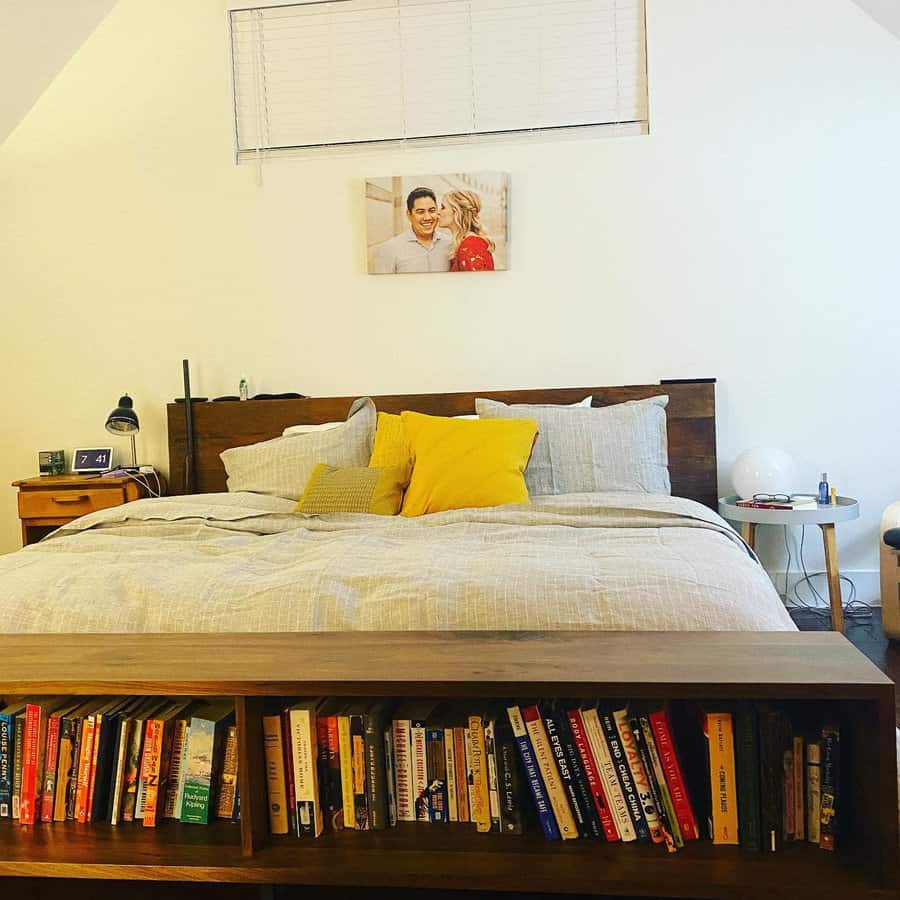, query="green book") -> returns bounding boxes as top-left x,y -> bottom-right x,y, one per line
180,700 -> 234,825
